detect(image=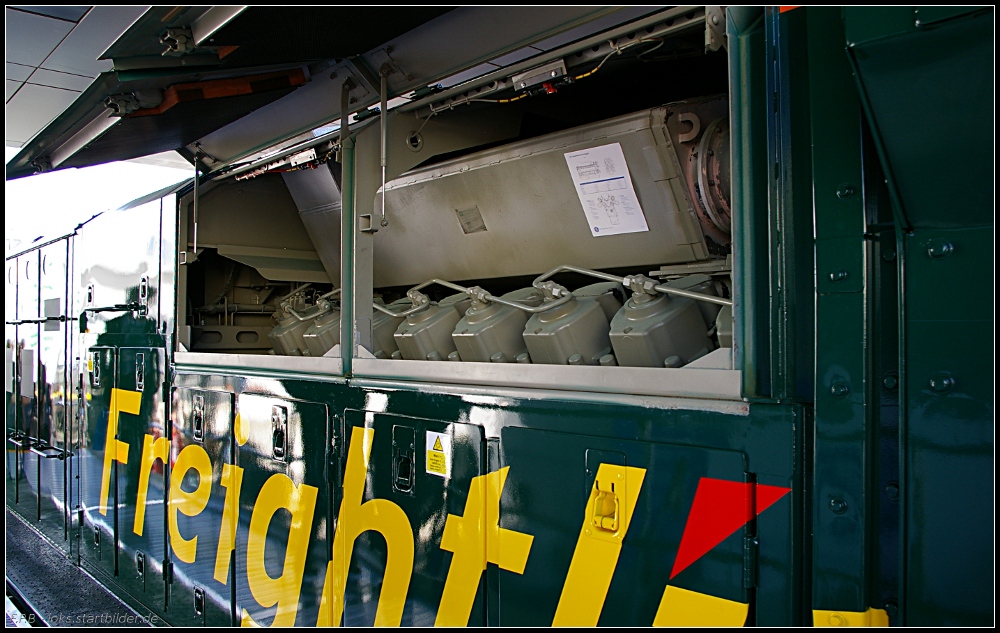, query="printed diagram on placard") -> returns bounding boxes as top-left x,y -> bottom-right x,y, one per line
564,143 -> 649,237
590,195 -> 621,225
